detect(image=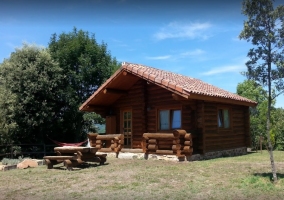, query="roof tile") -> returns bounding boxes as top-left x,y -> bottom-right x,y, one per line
122,62 -> 257,105
137,68 -> 145,76
161,79 -> 169,87
175,84 -> 183,93
125,64 -> 133,71
168,81 -> 176,90
132,67 -> 138,74
154,76 -> 162,84
148,73 -> 157,82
